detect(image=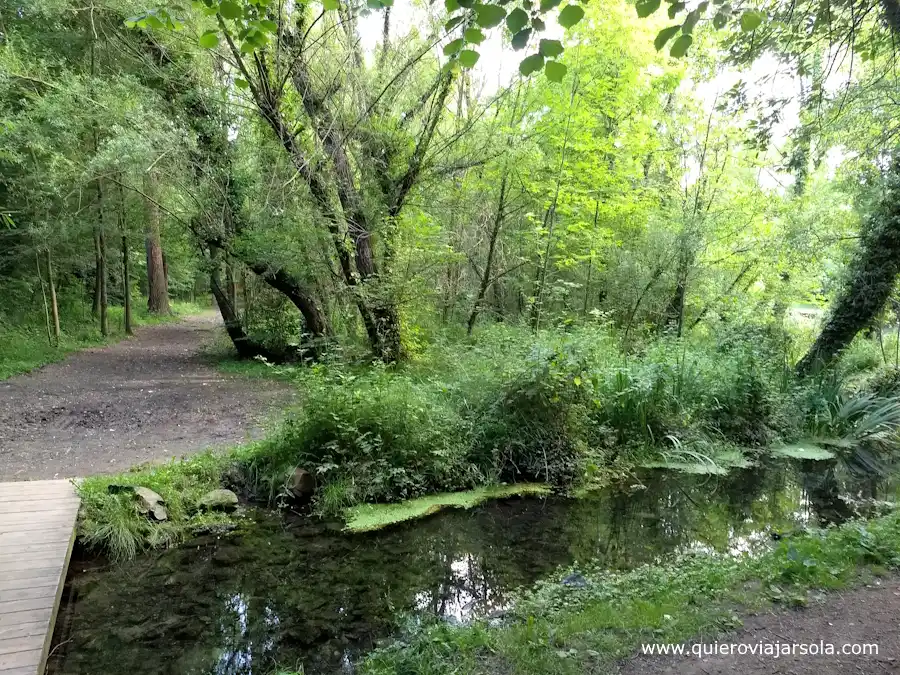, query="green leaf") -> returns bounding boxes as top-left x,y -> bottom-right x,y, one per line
367,0 -> 383,8
654,25 -> 680,50
445,0 -> 460,9
199,29 -> 220,47
532,17 -> 545,30
540,0 -> 561,10
218,0 -> 242,18
740,10 -> 764,31
712,11 -> 727,28
445,15 -> 465,30
459,49 -> 480,67
506,7 -> 529,32
519,52 -> 545,75
669,32 -> 692,57
667,1 -> 685,18
545,60 -> 567,82
539,38 -> 563,57
322,0 -> 340,9
475,3 -> 507,28
443,38 -> 464,55
635,0 -> 661,18
457,0 -> 474,7
681,8 -> 700,32
557,4 -> 584,28
464,27 -> 486,43
259,18 -> 278,31
144,14 -> 166,29
234,77 -> 249,89
511,27 -> 532,49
